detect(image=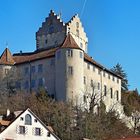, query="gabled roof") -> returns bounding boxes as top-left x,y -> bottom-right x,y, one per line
0,48 -> 15,65
61,33 -> 82,50
0,108 -> 61,140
